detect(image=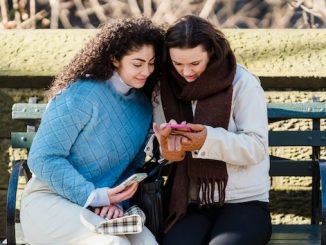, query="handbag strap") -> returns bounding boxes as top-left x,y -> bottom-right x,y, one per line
144,136 -> 169,180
